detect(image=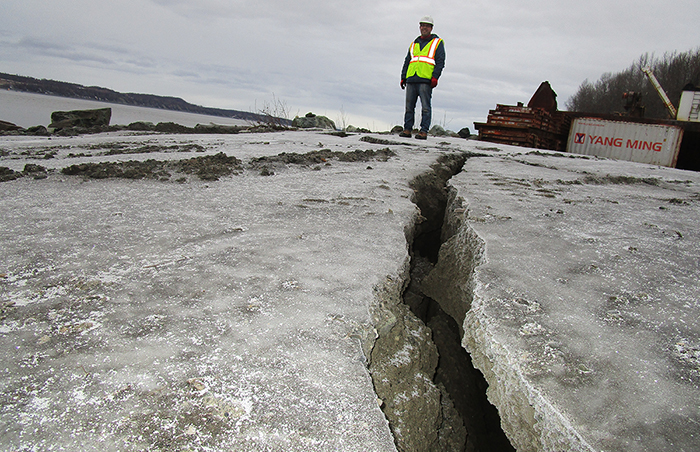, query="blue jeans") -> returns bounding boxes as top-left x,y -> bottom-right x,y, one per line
403,82 -> 433,133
